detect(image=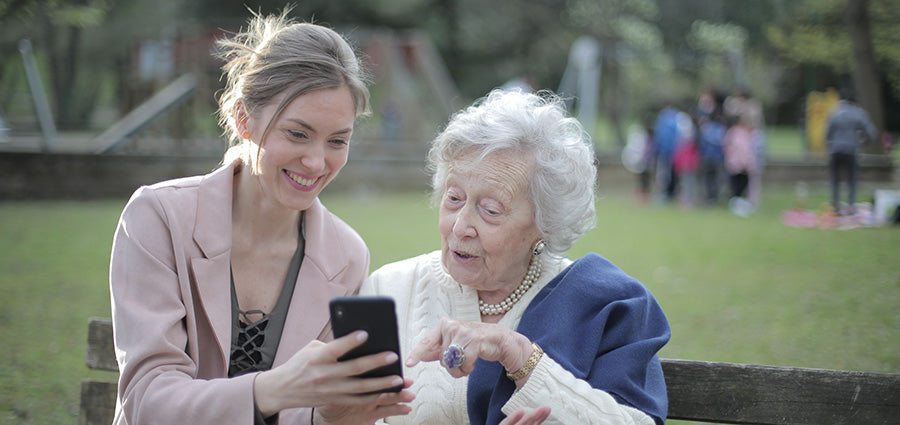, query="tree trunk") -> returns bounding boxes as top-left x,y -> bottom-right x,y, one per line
601,41 -> 626,149
846,0 -> 884,154
42,3 -> 84,130
59,25 -> 83,128
437,0 -> 460,79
